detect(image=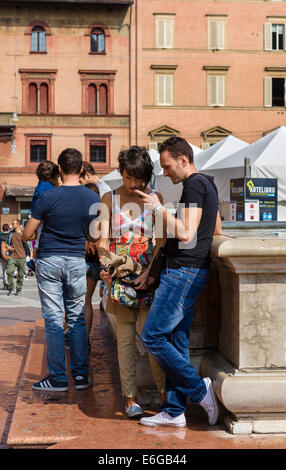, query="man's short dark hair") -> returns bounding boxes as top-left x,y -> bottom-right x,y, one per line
118,146 -> 153,188
36,161 -> 59,182
159,137 -> 194,164
58,148 -> 83,175
79,161 -> 96,178
2,223 -> 9,232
